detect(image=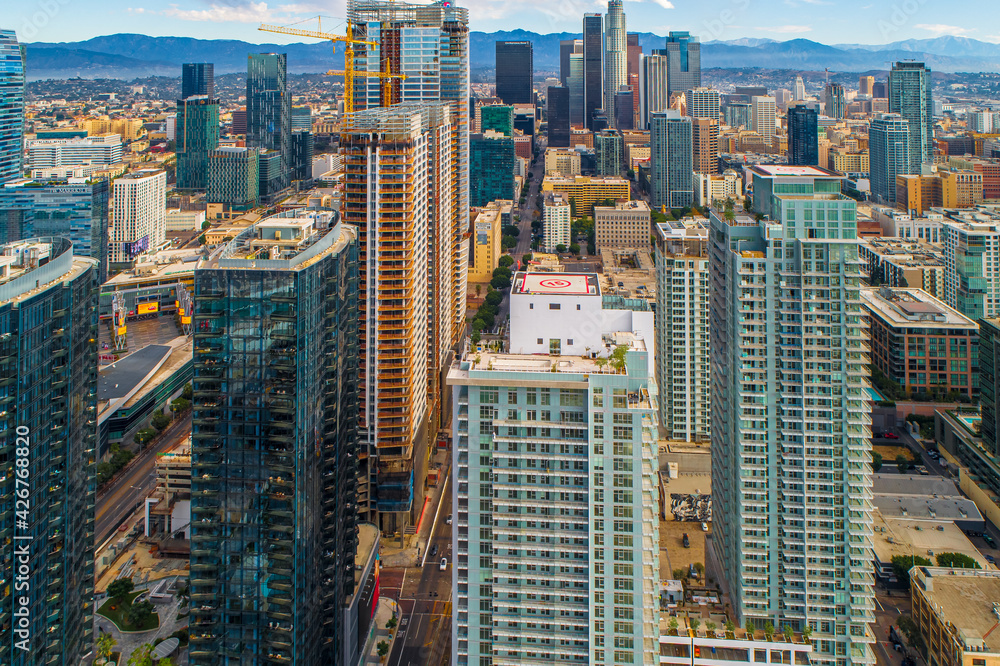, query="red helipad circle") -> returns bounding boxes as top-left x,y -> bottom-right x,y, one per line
538,279 -> 572,289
